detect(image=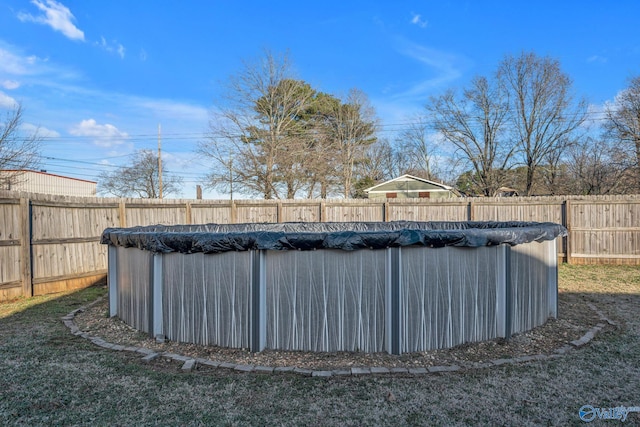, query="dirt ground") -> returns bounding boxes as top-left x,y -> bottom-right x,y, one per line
74,285 -> 603,372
